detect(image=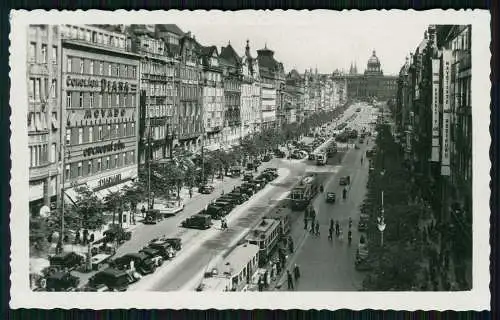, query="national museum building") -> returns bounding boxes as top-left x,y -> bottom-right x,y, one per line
346,50 -> 398,101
